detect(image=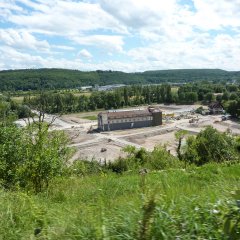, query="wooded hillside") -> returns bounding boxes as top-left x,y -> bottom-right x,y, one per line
0,68 -> 239,91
